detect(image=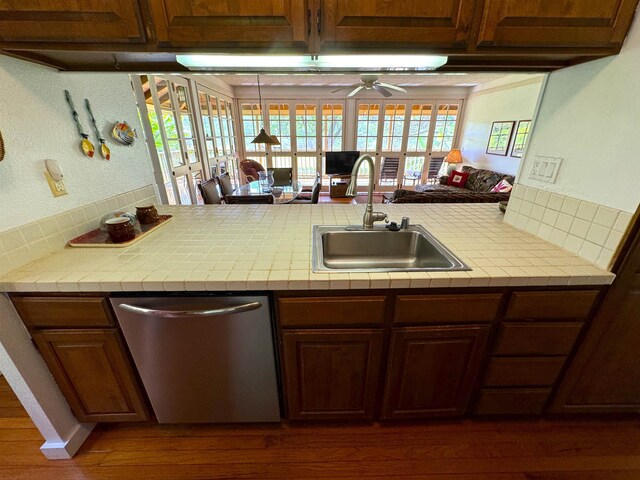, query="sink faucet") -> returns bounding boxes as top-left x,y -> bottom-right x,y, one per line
346,154 -> 388,230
